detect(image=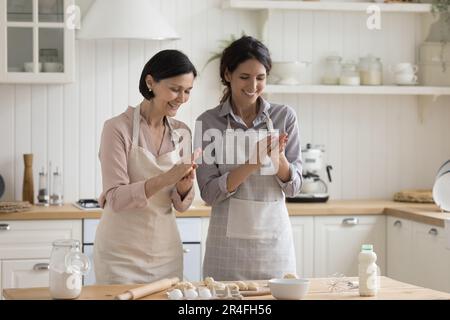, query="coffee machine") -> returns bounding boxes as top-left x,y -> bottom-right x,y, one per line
286,143 -> 333,203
